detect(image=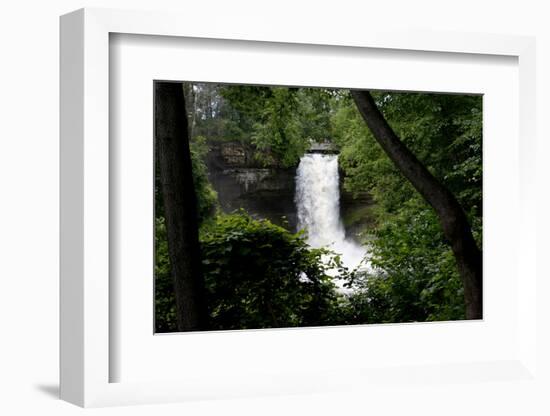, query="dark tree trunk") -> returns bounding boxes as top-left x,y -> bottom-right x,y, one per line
155,81 -> 208,331
351,90 -> 482,319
